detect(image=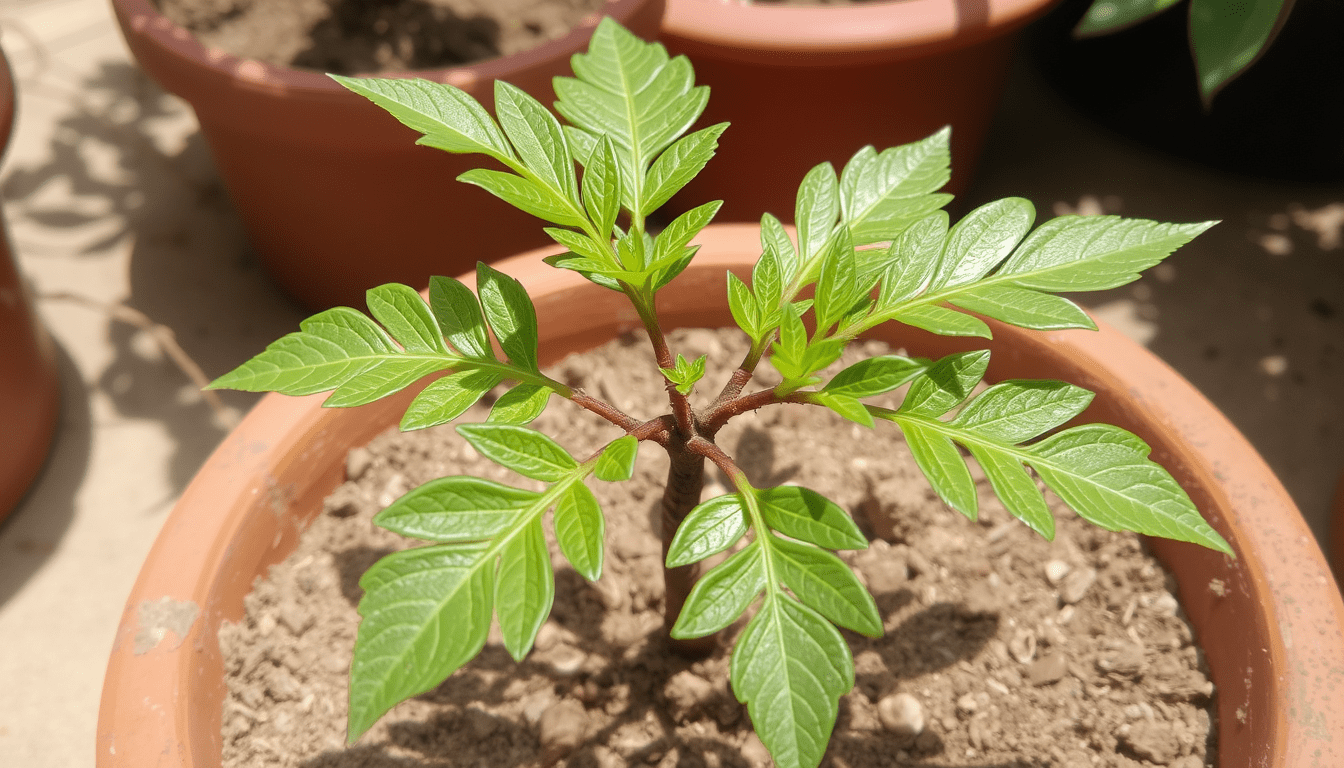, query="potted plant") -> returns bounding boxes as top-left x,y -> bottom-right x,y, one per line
1029,0 -> 1343,180
108,0 -> 665,311
98,19 -> 1344,768
0,46 -> 61,522
655,0 -> 1061,222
